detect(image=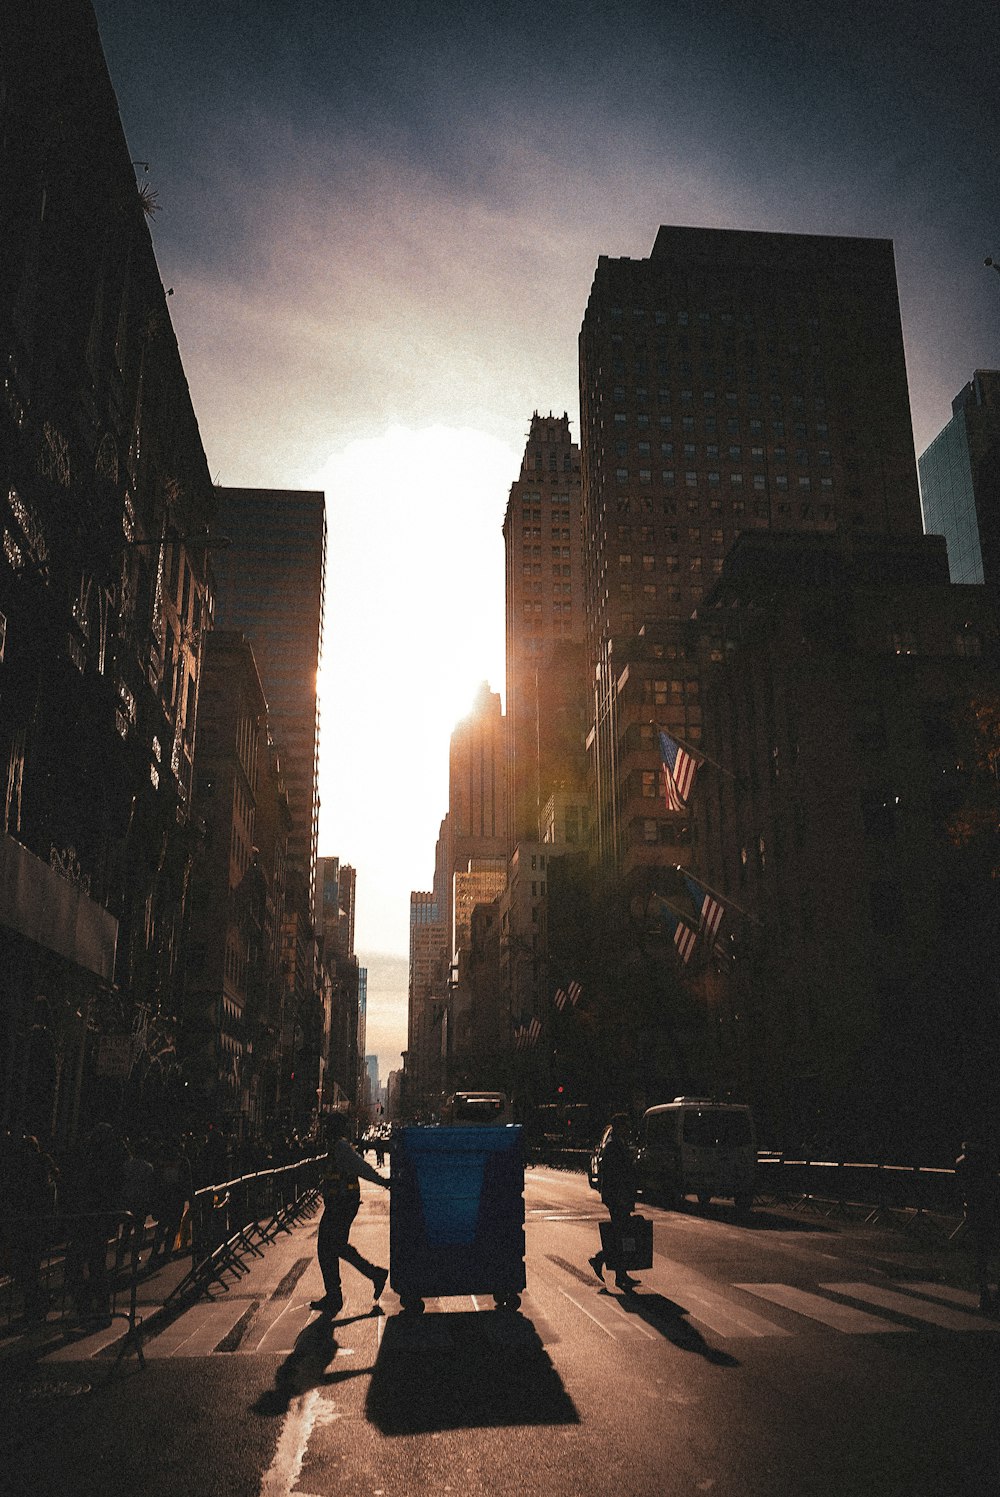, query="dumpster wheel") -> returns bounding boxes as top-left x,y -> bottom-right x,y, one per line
494,1293 -> 521,1311
400,1295 -> 425,1315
